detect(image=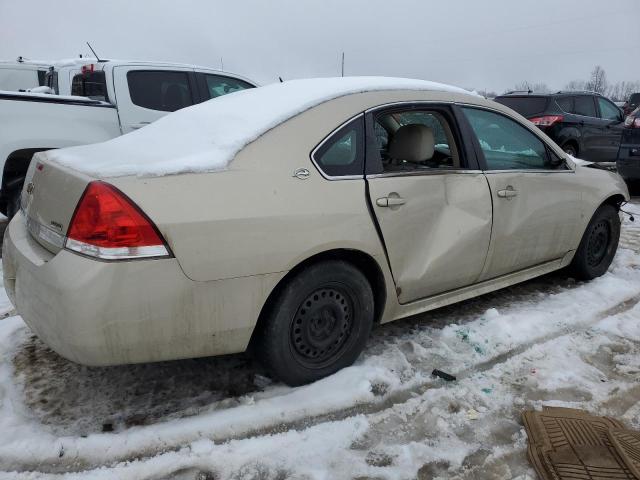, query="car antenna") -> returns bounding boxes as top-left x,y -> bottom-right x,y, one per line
86,42 -> 103,62
279,76 -> 284,83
